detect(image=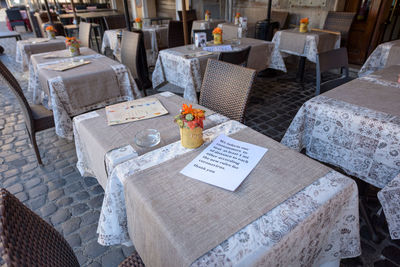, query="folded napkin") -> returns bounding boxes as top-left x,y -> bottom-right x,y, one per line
43,60 -> 91,71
